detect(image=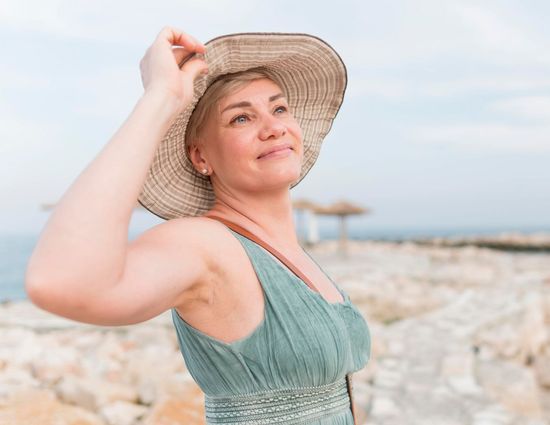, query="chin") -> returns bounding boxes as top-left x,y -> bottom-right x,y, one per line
274,170 -> 303,188
254,167 -> 301,191
252,155 -> 303,186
